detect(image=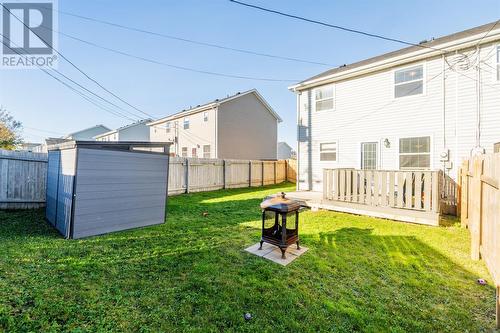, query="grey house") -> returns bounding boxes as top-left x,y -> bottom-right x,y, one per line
277,142 -> 294,159
148,89 -> 282,160
64,124 -> 111,140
